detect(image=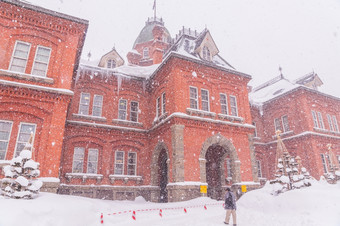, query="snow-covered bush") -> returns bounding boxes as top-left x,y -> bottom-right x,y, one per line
0,136 -> 43,199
